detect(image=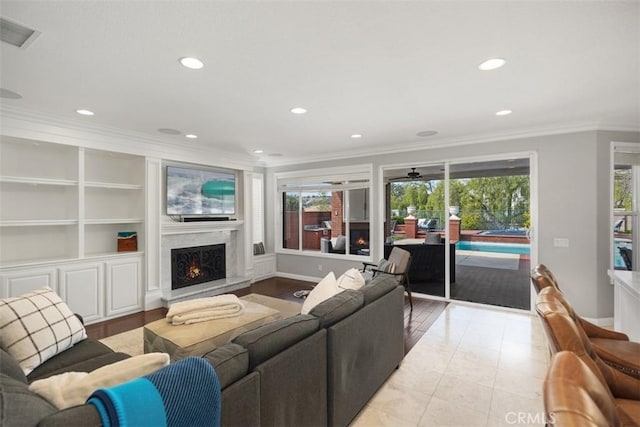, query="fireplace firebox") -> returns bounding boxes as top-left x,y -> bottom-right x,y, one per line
171,244 -> 225,290
350,228 -> 370,253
